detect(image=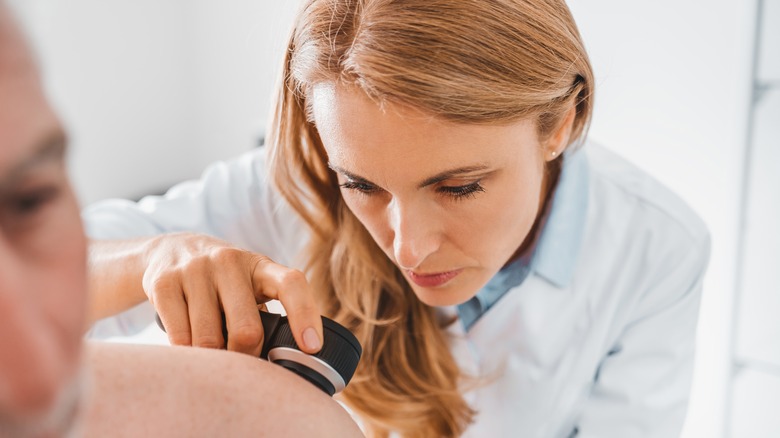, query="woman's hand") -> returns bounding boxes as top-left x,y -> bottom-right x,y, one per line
88,232 -> 323,357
